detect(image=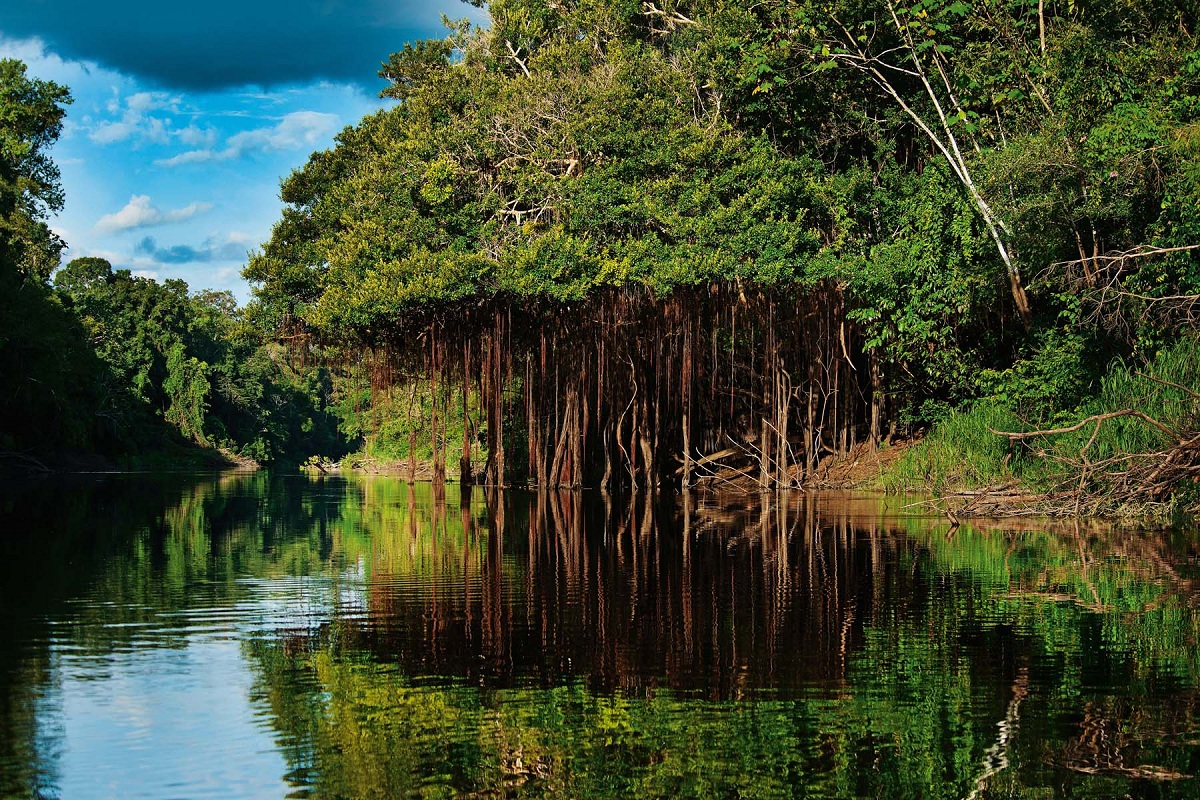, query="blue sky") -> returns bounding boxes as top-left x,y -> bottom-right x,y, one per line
0,0 -> 486,303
